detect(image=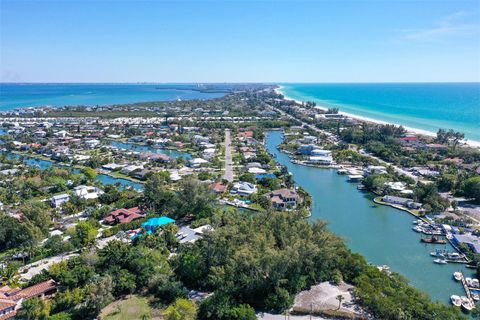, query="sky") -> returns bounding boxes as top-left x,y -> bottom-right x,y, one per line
1,0 -> 479,83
